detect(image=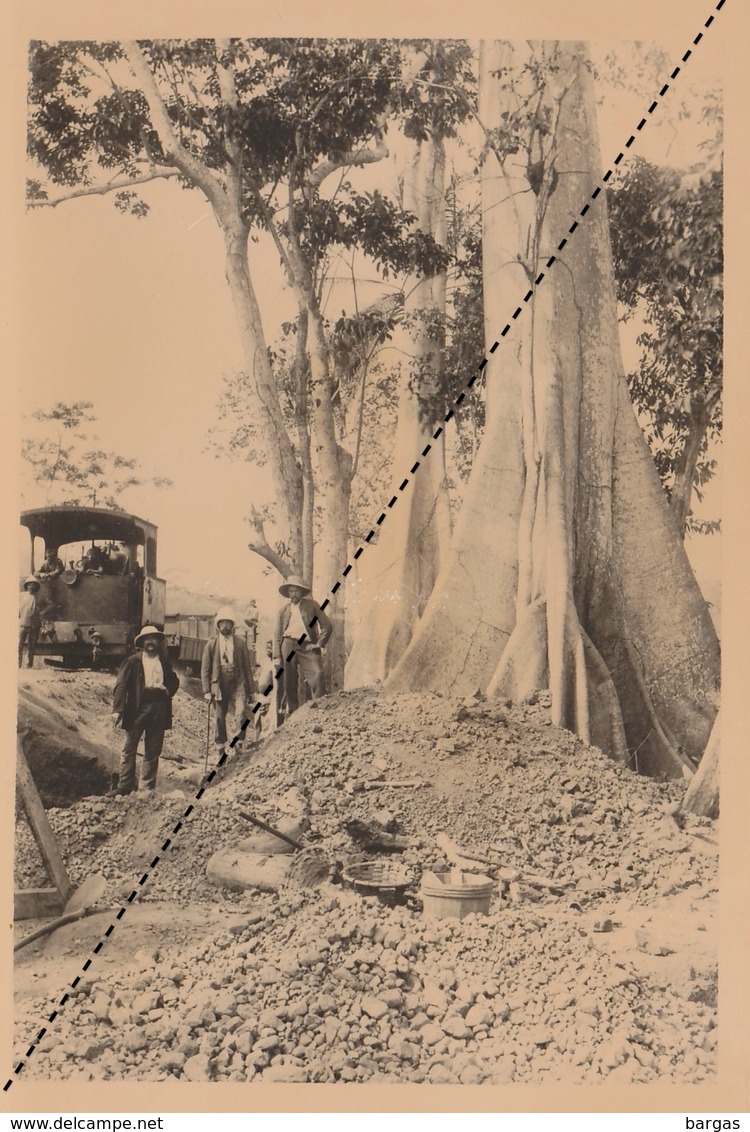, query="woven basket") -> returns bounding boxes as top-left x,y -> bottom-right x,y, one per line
342,859 -> 413,891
